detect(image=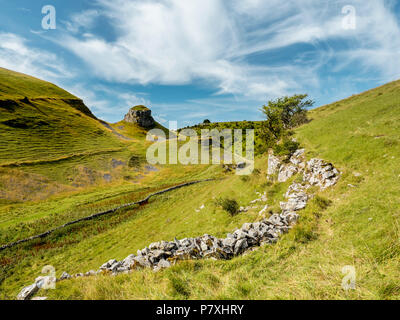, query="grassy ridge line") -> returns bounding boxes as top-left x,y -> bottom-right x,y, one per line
0,179 -> 217,251
0,97 -> 96,119
0,67 -> 76,100
0,68 -> 126,171
0,148 -> 125,168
